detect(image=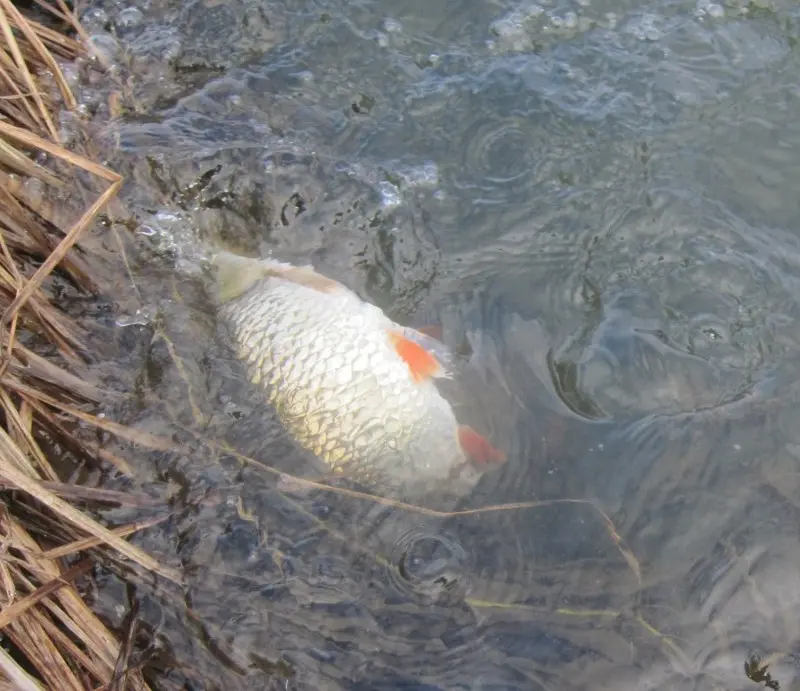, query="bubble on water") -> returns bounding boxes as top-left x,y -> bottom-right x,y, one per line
116,7 -> 144,29
22,177 -> 45,210
115,308 -> 154,328
58,109 -> 81,146
87,33 -> 120,64
378,180 -> 402,208
80,7 -> 108,32
489,5 -> 544,40
383,18 -> 402,33
564,11 -> 579,29
333,160 -> 351,175
154,210 -> 182,225
626,13 -> 663,41
375,31 -> 390,48
60,62 -> 80,90
392,161 -> 440,188
695,0 -> 725,18
127,23 -> 182,63
138,210 -> 186,255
